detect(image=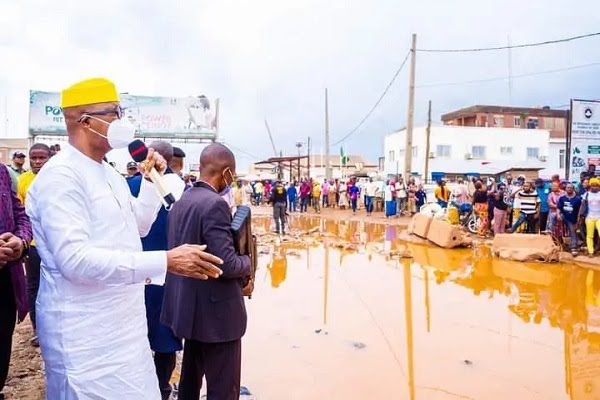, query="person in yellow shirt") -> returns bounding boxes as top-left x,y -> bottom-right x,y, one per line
434,180 -> 450,208
312,180 -> 321,213
17,143 -> 51,344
